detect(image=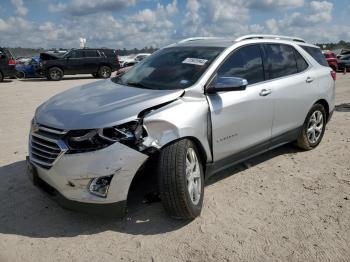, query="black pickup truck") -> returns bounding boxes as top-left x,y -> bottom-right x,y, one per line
40,48 -> 120,81
0,47 -> 16,82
